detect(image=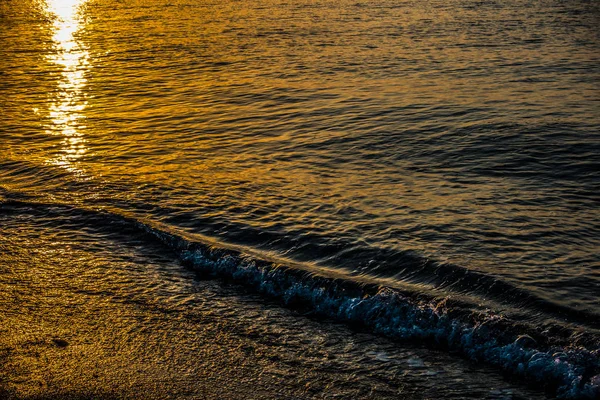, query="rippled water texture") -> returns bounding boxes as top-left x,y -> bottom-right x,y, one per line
1,0 -> 599,398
